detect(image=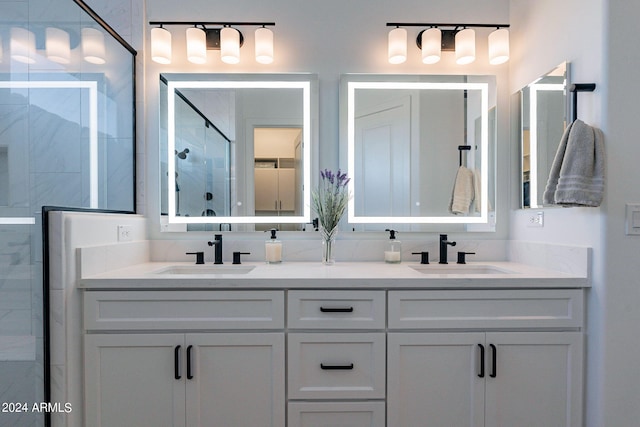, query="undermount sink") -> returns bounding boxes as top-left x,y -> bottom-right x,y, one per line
153,265 -> 255,275
409,264 -> 515,275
